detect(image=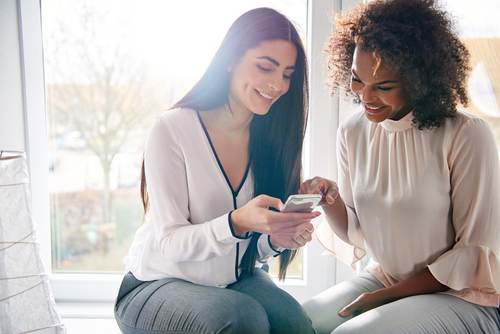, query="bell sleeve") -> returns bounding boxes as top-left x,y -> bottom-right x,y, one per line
428,116 -> 500,306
